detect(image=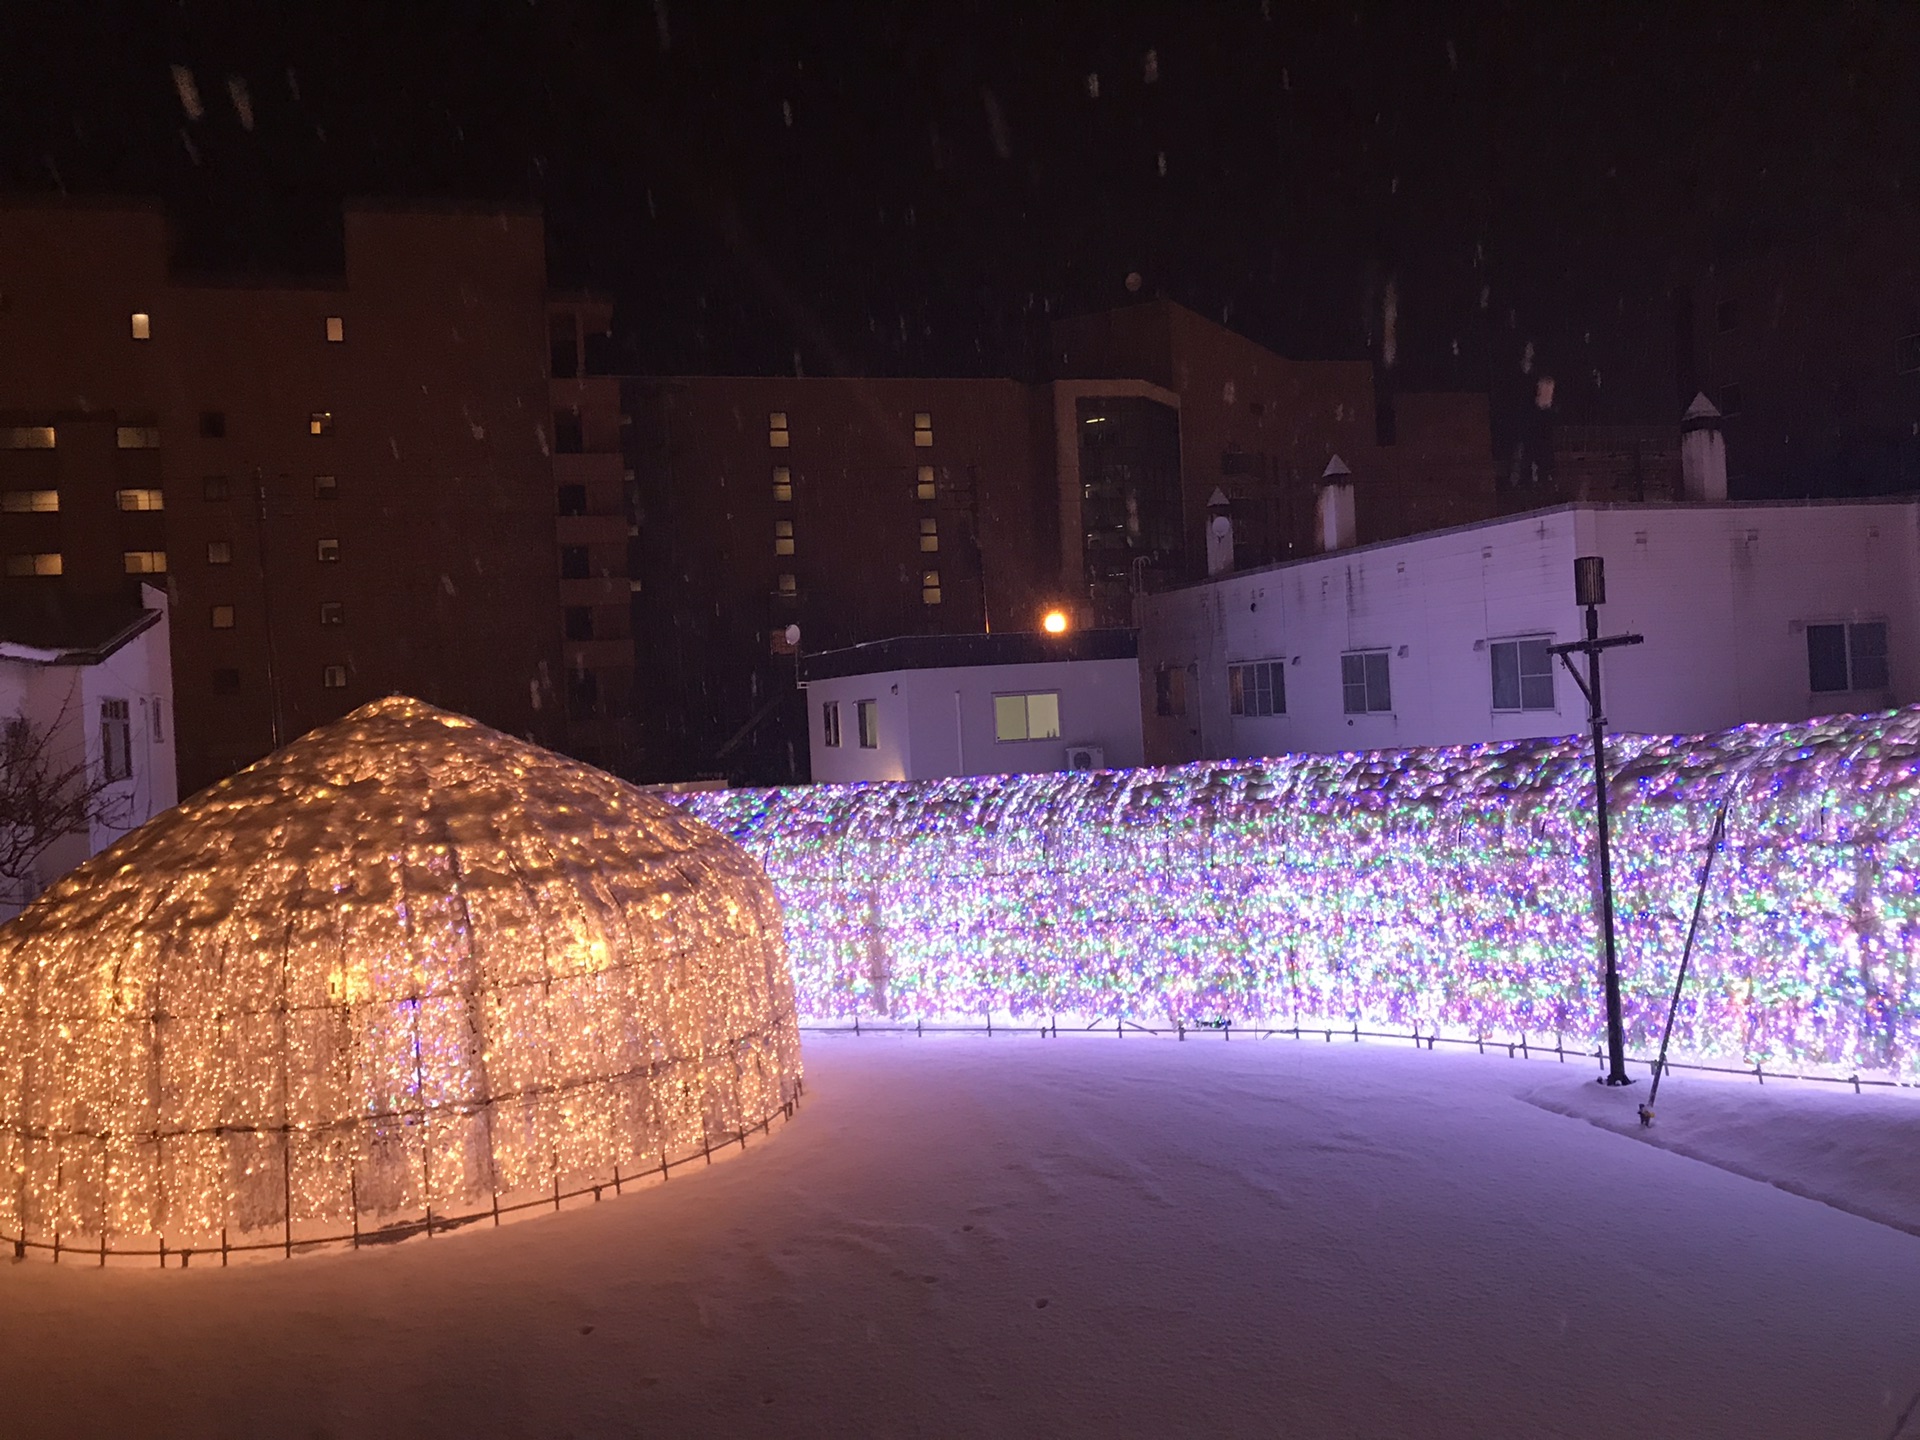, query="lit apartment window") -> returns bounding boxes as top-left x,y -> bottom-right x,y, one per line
1228,660 -> 1287,717
130,312 -> 151,341
100,699 -> 132,781
212,667 -> 241,694
774,518 -> 796,555
773,466 -> 792,502
920,569 -> 942,605
919,517 -> 939,552
0,427 -> 55,449
1808,621 -> 1890,693
1341,649 -> 1393,714
994,691 -> 1061,742
769,411 -> 791,448
776,572 -> 798,597
123,550 -> 167,575
913,412 -> 933,447
856,699 -> 879,749
116,488 -> 165,512
207,540 -> 233,565
204,476 -> 231,501
323,664 -> 349,690
1154,663 -> 1187,717
210,604 -> 235,630
1,490 -> 58,513
199,411 -> 226,439
822,700 -> 842,747
564,606 -> 594,641
5,553 -> 62,577
309,411 -> 333,436
325,316 -> 344,343
319,601 -> 345,626
314,474 -> 337,499
915,464 -> 936,501
317,538 -> 341,563
116,426 -> 161,449
1490,637 -> 1555,712
560,545 -> 590,580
